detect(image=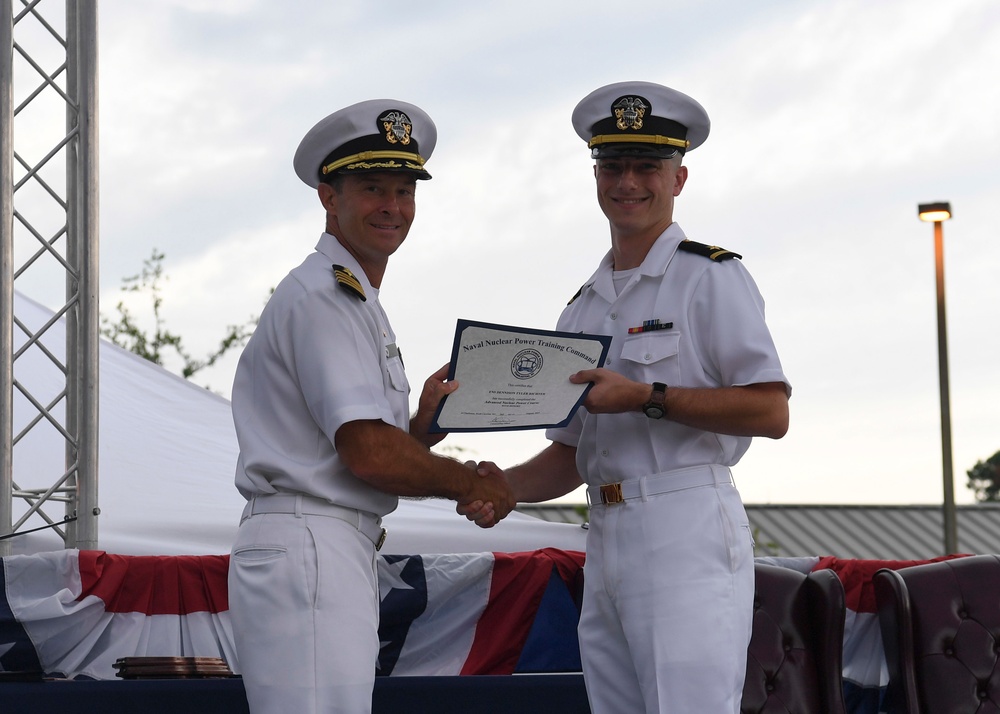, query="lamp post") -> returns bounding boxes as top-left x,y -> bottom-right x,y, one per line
917,201 -> 957,555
